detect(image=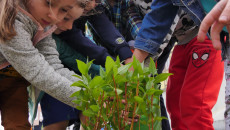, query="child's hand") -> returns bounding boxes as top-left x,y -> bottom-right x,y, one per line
198,0 -> 230,50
